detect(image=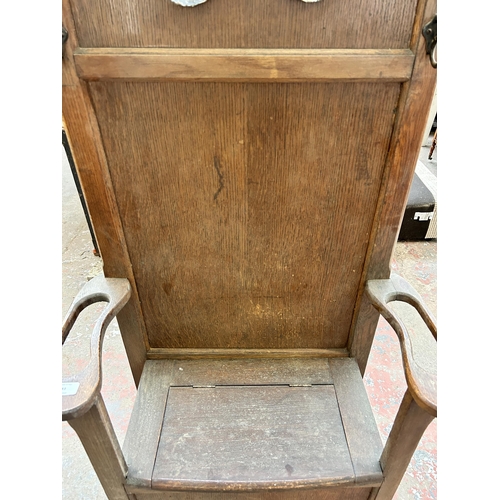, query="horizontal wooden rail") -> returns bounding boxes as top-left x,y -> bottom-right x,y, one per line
74,48 -> 414,82
147,348 -> 350,359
